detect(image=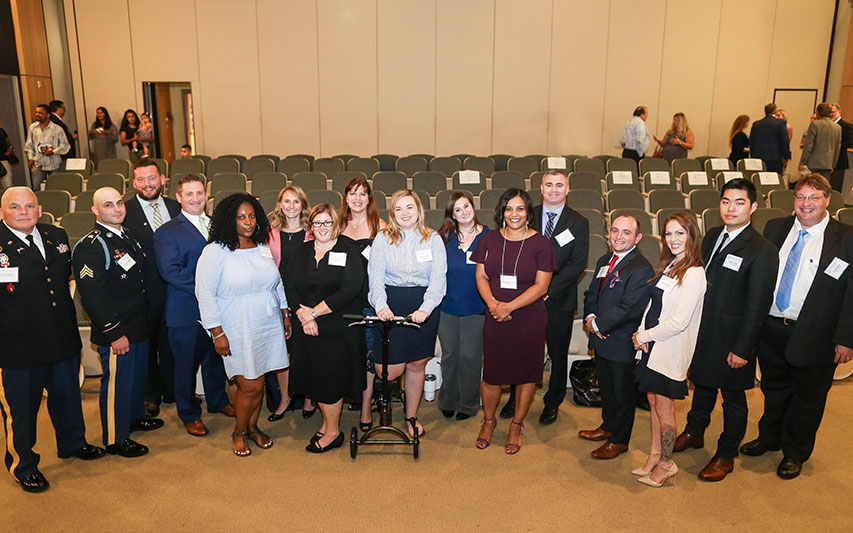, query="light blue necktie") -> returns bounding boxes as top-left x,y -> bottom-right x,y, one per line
775,229 -> 808,312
